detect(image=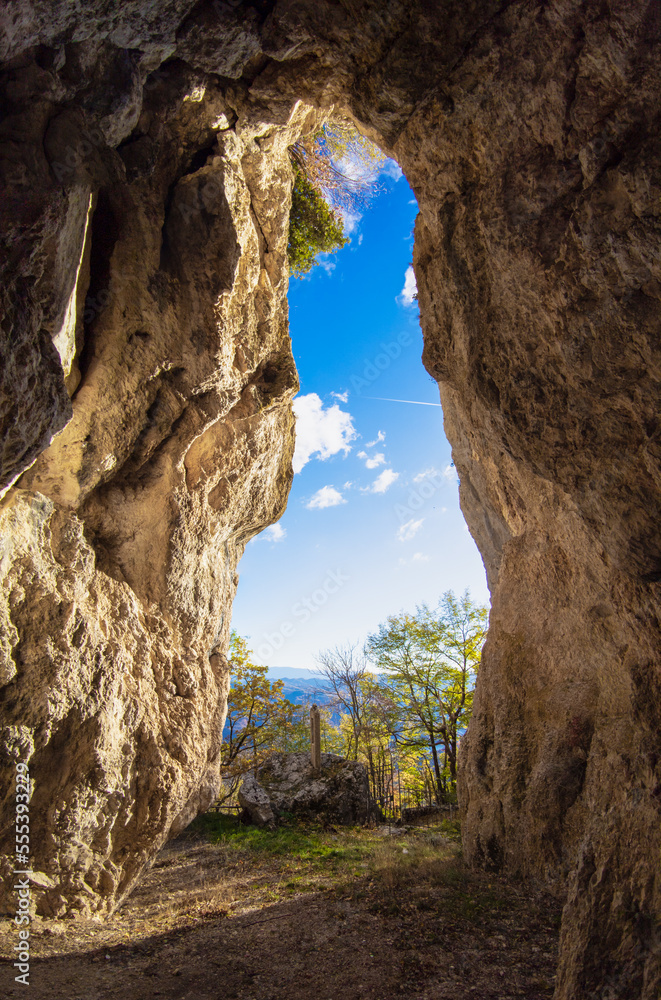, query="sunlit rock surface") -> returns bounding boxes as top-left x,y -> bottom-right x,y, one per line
239,752 -> 377,828
0,42 -> 303,918
0,3 -> 658,996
